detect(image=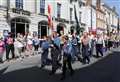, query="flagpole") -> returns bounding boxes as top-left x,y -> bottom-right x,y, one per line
90,0 -> 92,32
